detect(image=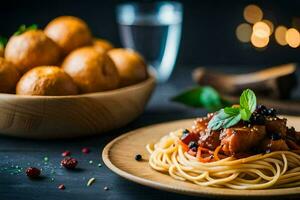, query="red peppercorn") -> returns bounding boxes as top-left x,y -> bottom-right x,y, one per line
25,167 -> 41,178
61,157 -> 78,169
58,184 -> 65,190
61,150 -> 71,157
81,147 -> 90,154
